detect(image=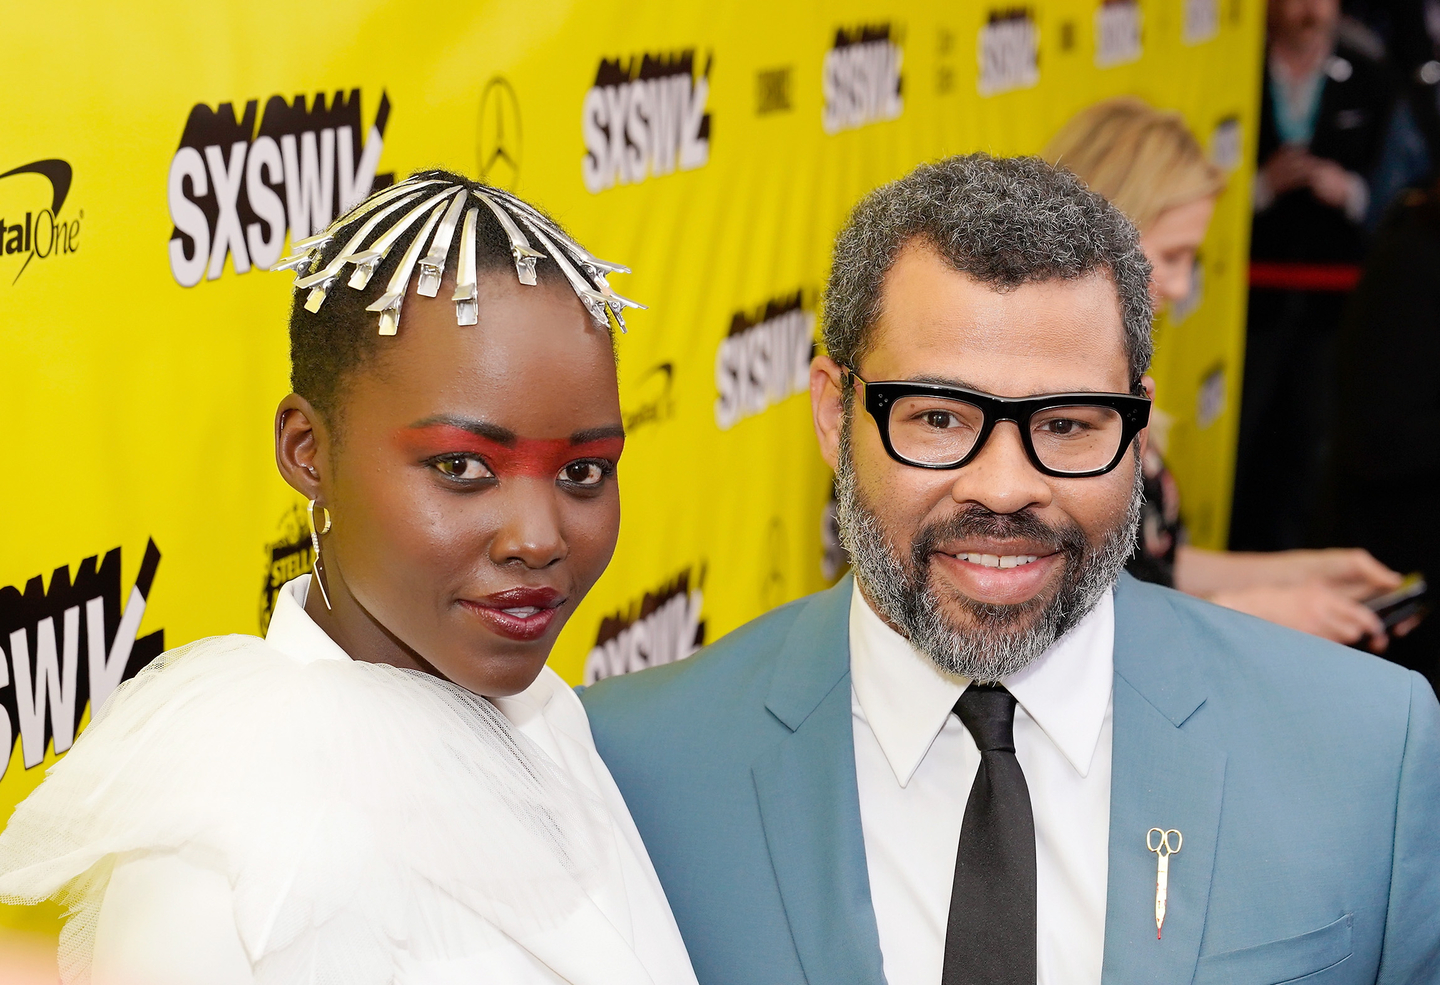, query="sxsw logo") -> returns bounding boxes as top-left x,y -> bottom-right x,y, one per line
978,9 -> 1040,96
0,159 -> 81,285
166,89 -> 392,287
581,51 -> 712,194
1212,116 -> 1243,172
823,24 -> 904,134
584,568 -> 706,684
0,542 -> 162,778
1094,0 -> 1143,68
715,289 -> 817,431
1183,0 -> 1219,44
